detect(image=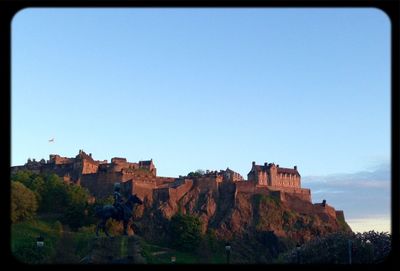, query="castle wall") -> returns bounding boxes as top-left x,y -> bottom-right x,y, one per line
133,180 -> 157,203
82,160 -> 99,174
273,173 -> 300,188
225,169 -> 244,182
247,171 -> 256,182
267,187 -> 311,202
269,166 -> 278,186
313,203 -> 337,219
155,177 -> 176,187
49,155 -> 73,165
168,179 -> 193,202
139,161 -> 157,176
193,176 -> 222,191
40,163 -> 79,182
258,171 -> 268,186
80,172 -> 124,199
130,170 -> 155,181
111,160 -> 139,172
235,181 -> 256,194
